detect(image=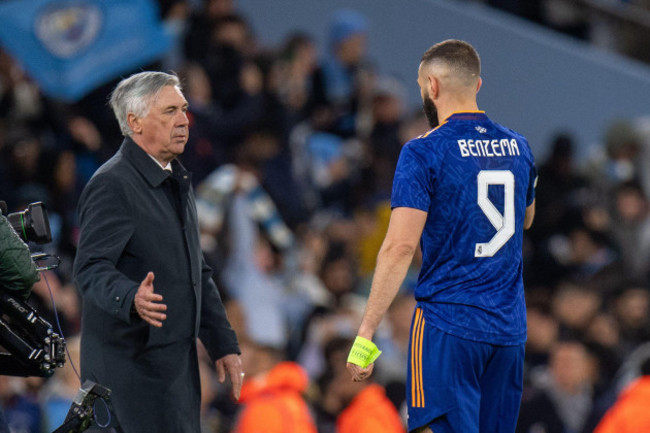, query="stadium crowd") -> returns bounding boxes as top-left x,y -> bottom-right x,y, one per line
1,0 -> 650,432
